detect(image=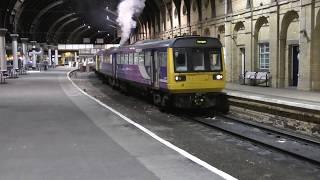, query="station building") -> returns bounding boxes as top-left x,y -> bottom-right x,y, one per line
132,0 -> 320,91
